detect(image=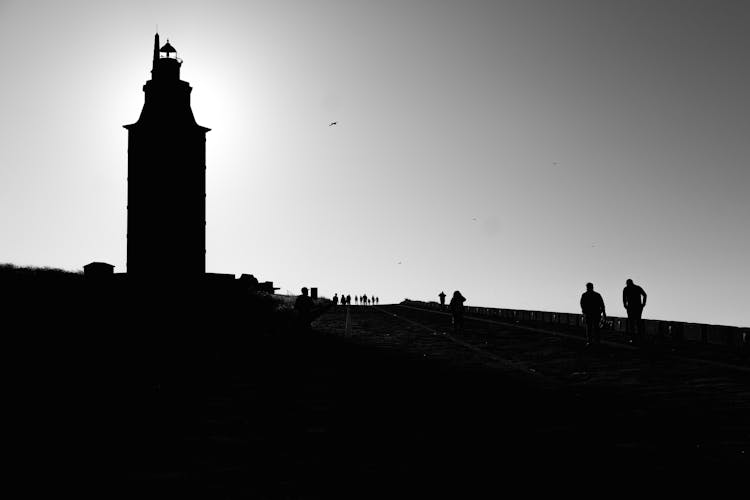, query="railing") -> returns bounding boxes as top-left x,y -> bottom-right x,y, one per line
402,300 -> 750,351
